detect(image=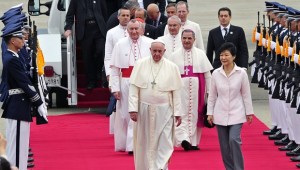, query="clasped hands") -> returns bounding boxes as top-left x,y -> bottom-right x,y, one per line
113,91 -> 121,100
